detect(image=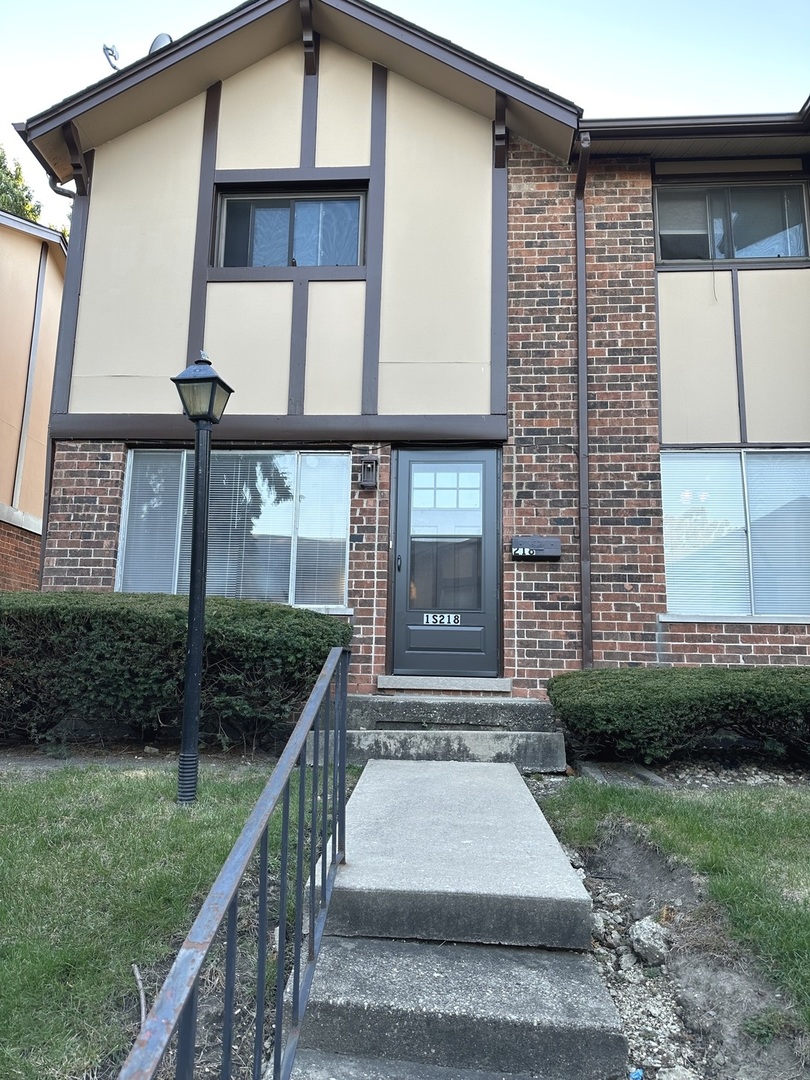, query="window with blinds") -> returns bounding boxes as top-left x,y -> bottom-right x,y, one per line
656,184 -> 808,262
117,450 -> 351,607
661,451 -> 810,617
